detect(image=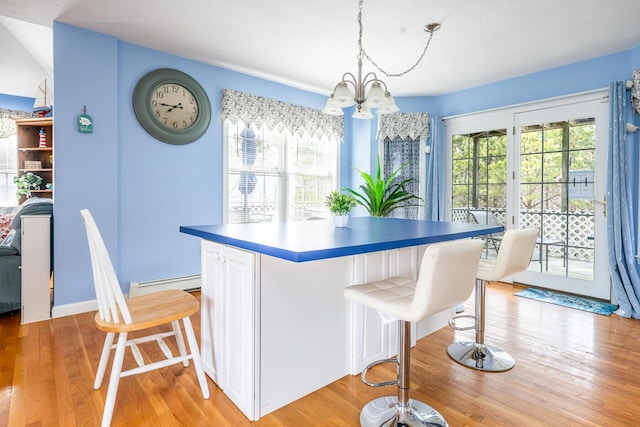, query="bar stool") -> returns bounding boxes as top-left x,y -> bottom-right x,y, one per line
345,239 -> 484,427
447,228 -> 538,372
